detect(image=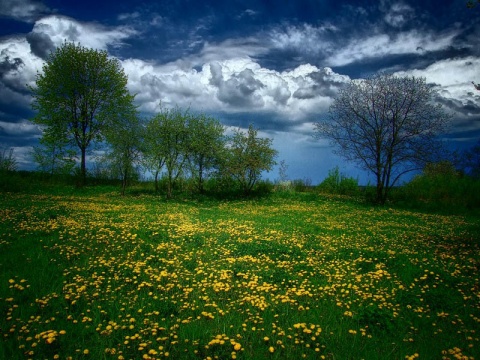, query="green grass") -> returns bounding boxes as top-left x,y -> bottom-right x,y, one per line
0,188 -> 479,360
